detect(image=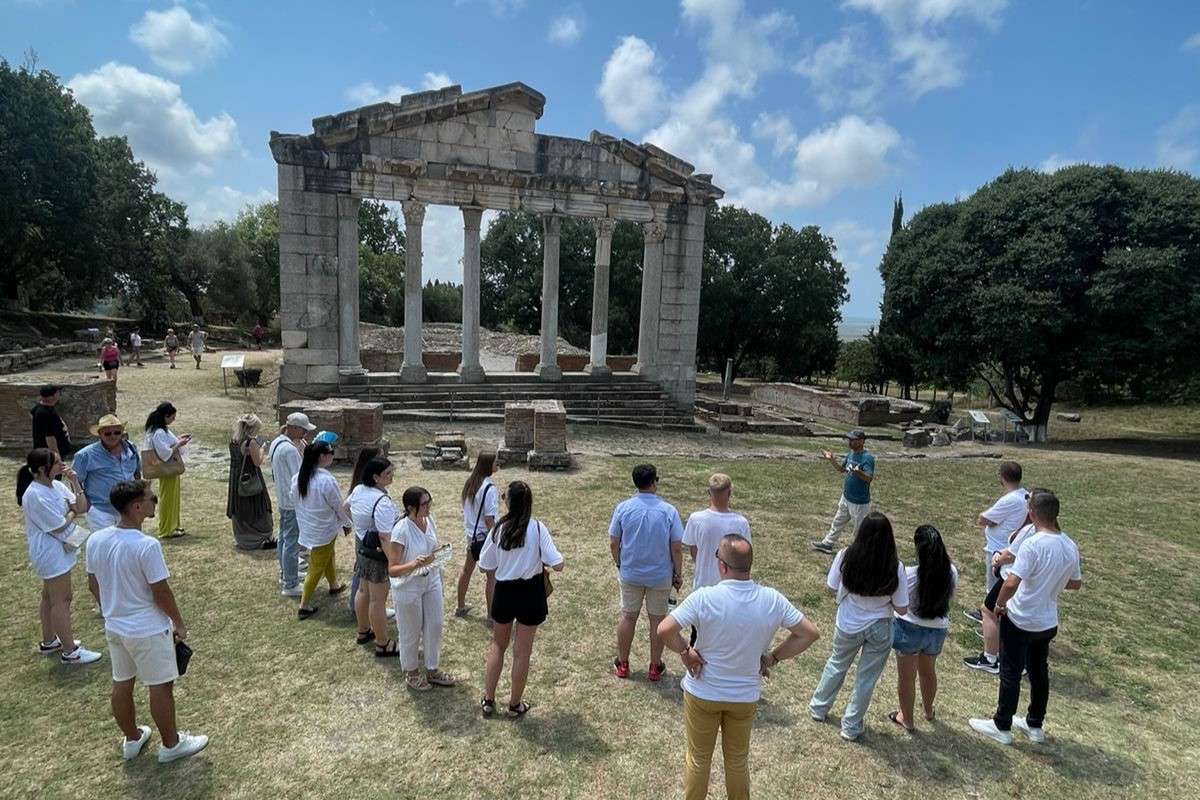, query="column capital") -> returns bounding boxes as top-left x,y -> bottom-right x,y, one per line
543,214 -> 562,236
643,220 -> 667,243
402,200 -> 427,226
593,217 -> 617,238
461,205 -> 484,230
